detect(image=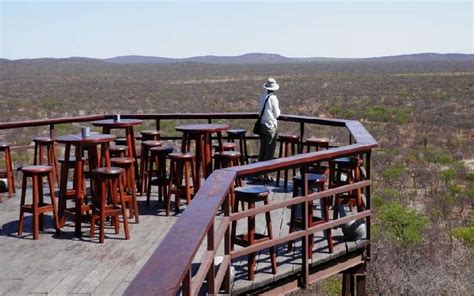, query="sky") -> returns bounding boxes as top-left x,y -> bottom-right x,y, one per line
1,0 -> 472,60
